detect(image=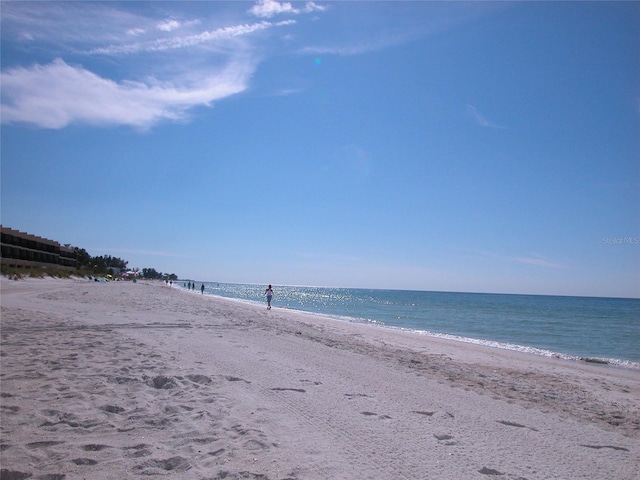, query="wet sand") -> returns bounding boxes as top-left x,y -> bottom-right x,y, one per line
1,277 -> 638,479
